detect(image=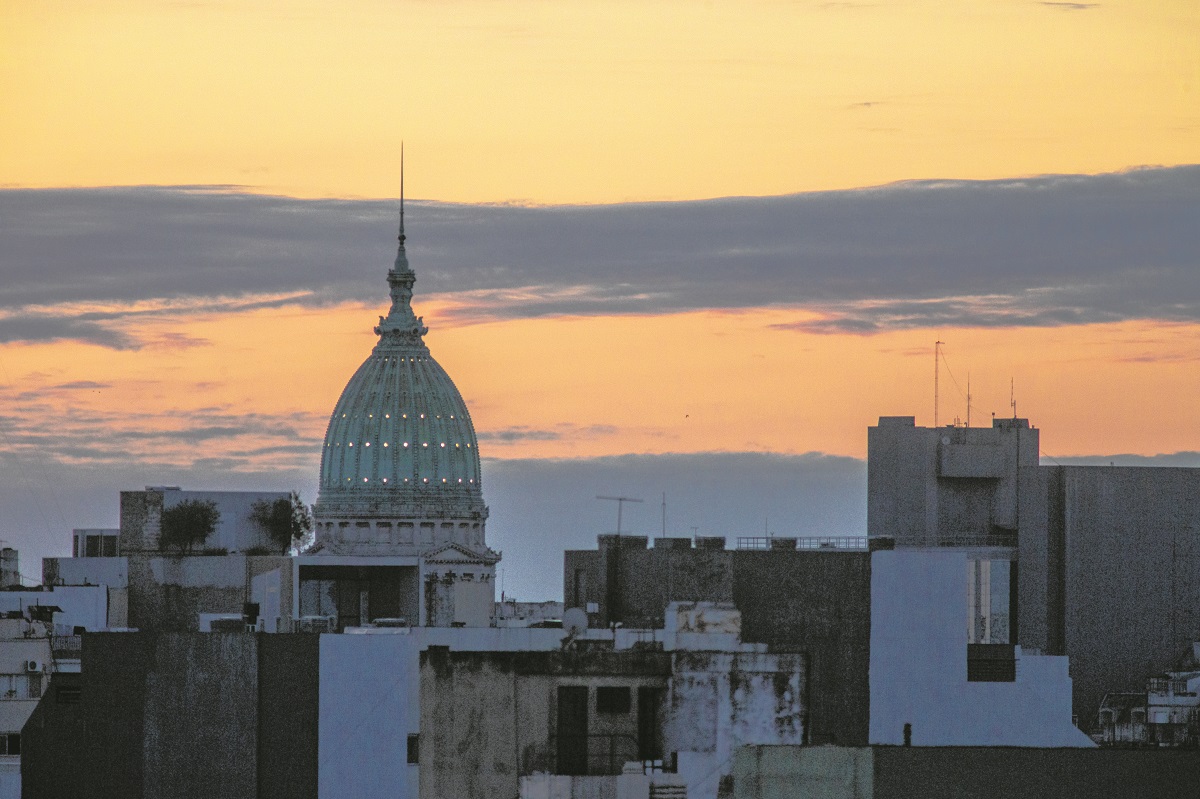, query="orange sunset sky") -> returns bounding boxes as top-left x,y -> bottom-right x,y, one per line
0,1 -> 1198,591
